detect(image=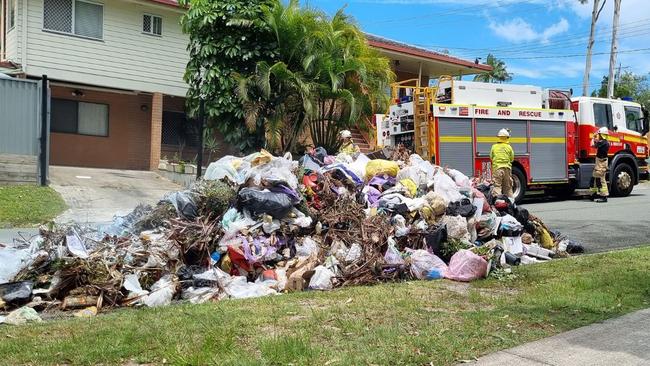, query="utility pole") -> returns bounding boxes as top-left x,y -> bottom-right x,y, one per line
607,0 -> 622,98
582,0 -> 606,97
